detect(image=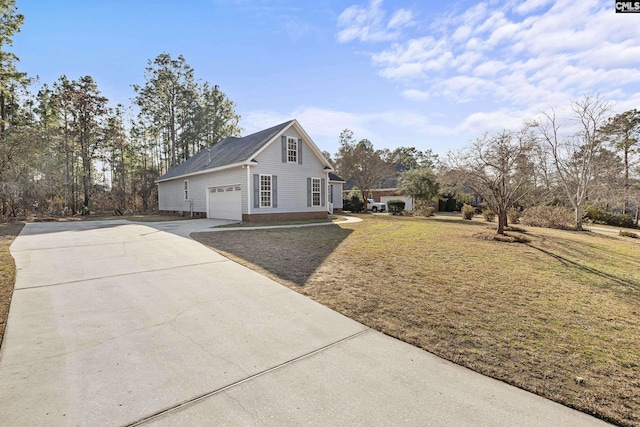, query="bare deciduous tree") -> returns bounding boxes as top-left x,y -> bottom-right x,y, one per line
447,127 -> 537,234
600,109 -> 640,215
334,129 -> 391,211
535,95 -> 612,230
